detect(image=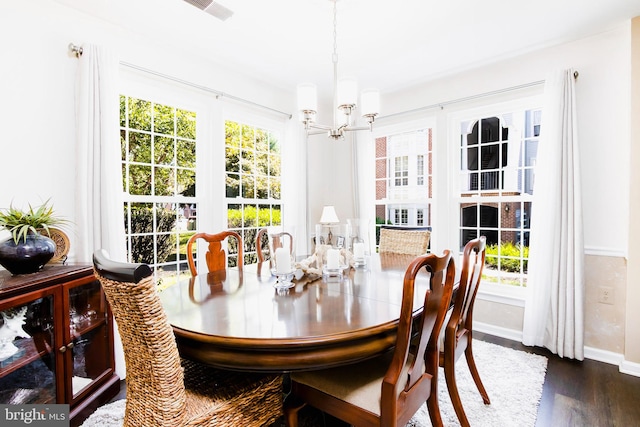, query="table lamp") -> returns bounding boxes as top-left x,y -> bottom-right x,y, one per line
319,205 -> 339,245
